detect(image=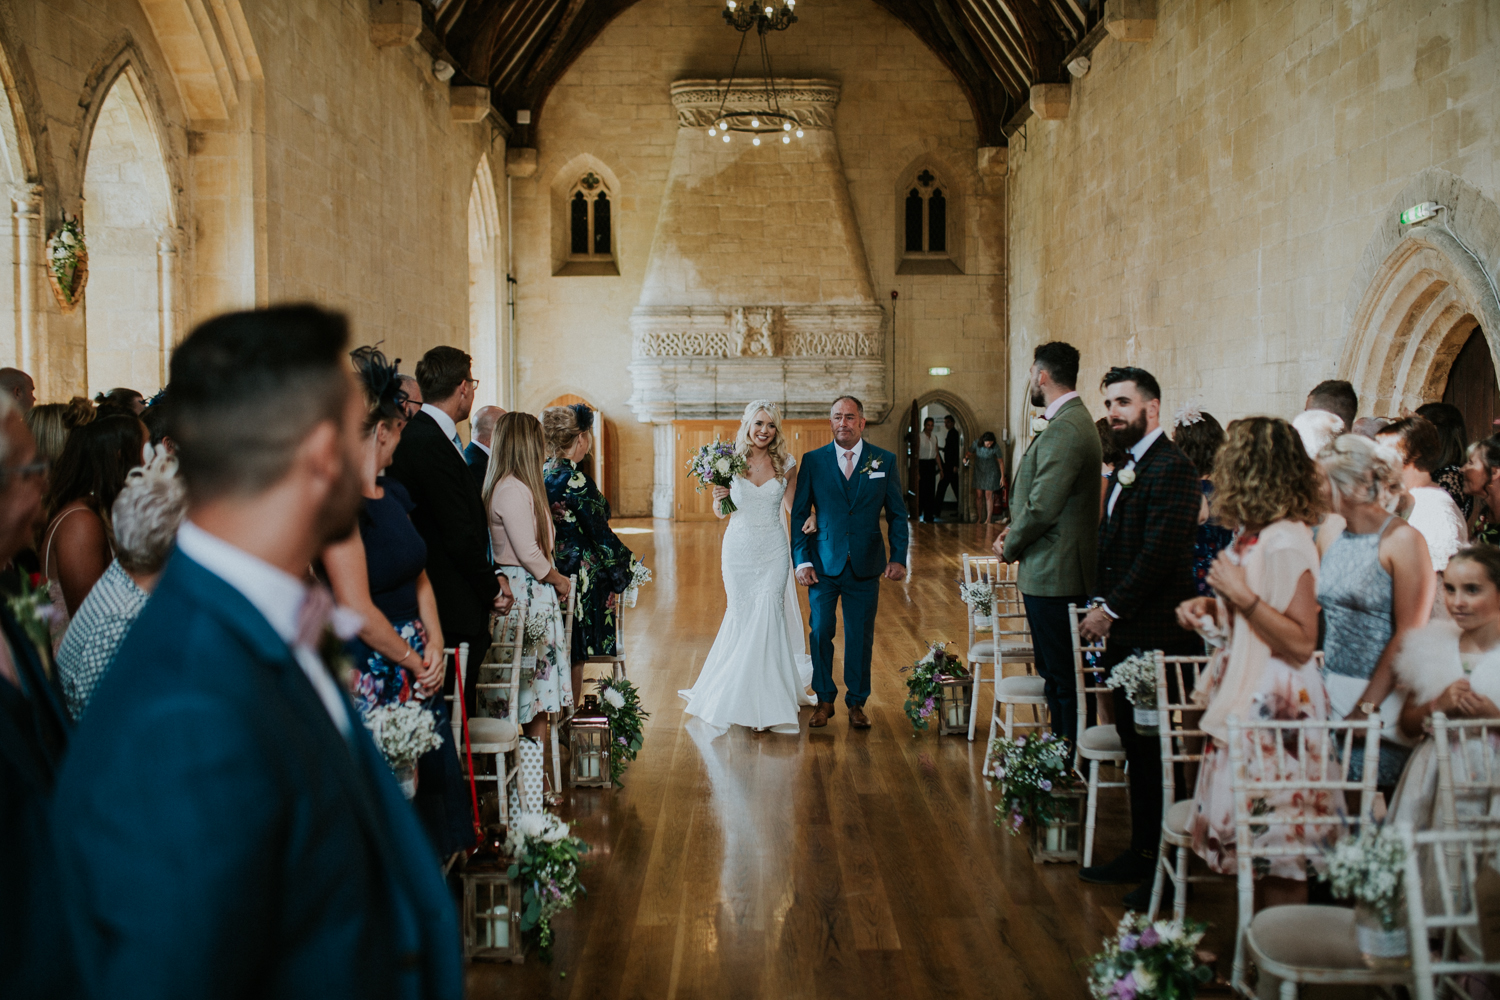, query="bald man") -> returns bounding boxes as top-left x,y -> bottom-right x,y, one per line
463,404 -> 504,492
0,369 -> 35,413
